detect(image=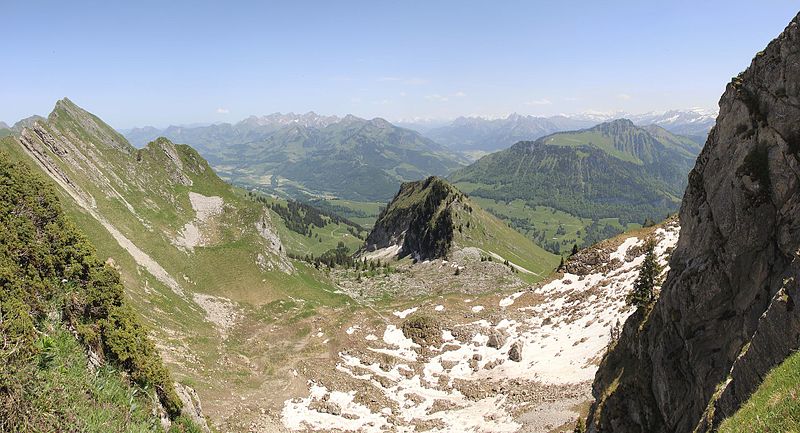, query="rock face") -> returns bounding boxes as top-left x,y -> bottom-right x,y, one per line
173,382 -> 212,433
587,13 -> 800,433
362,176 -> 461,261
